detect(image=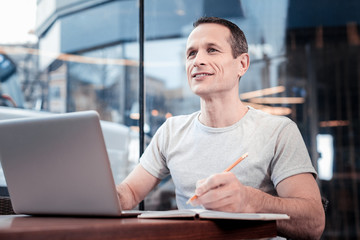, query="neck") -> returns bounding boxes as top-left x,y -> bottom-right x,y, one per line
199,97 -> 248,128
